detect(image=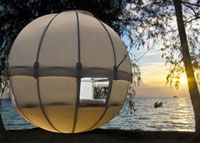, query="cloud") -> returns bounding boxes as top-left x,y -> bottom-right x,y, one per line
132,62 -> 190,97
138,62 -> 168,86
